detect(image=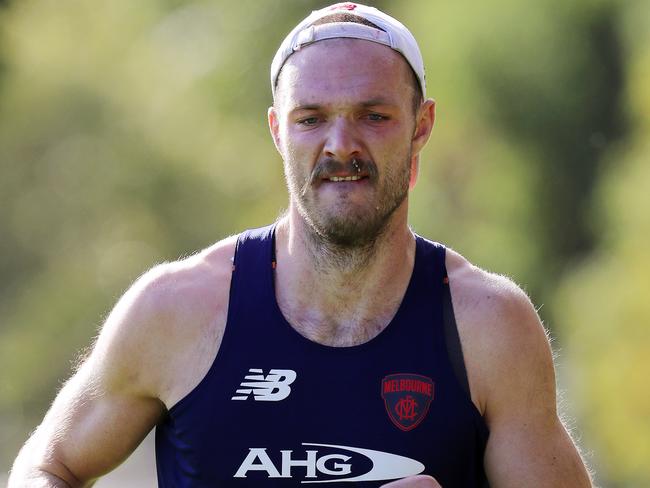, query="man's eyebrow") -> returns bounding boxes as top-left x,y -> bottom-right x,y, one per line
291,104 -> 322,112
290,99 -> 396,112
360,98 -> 395,107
